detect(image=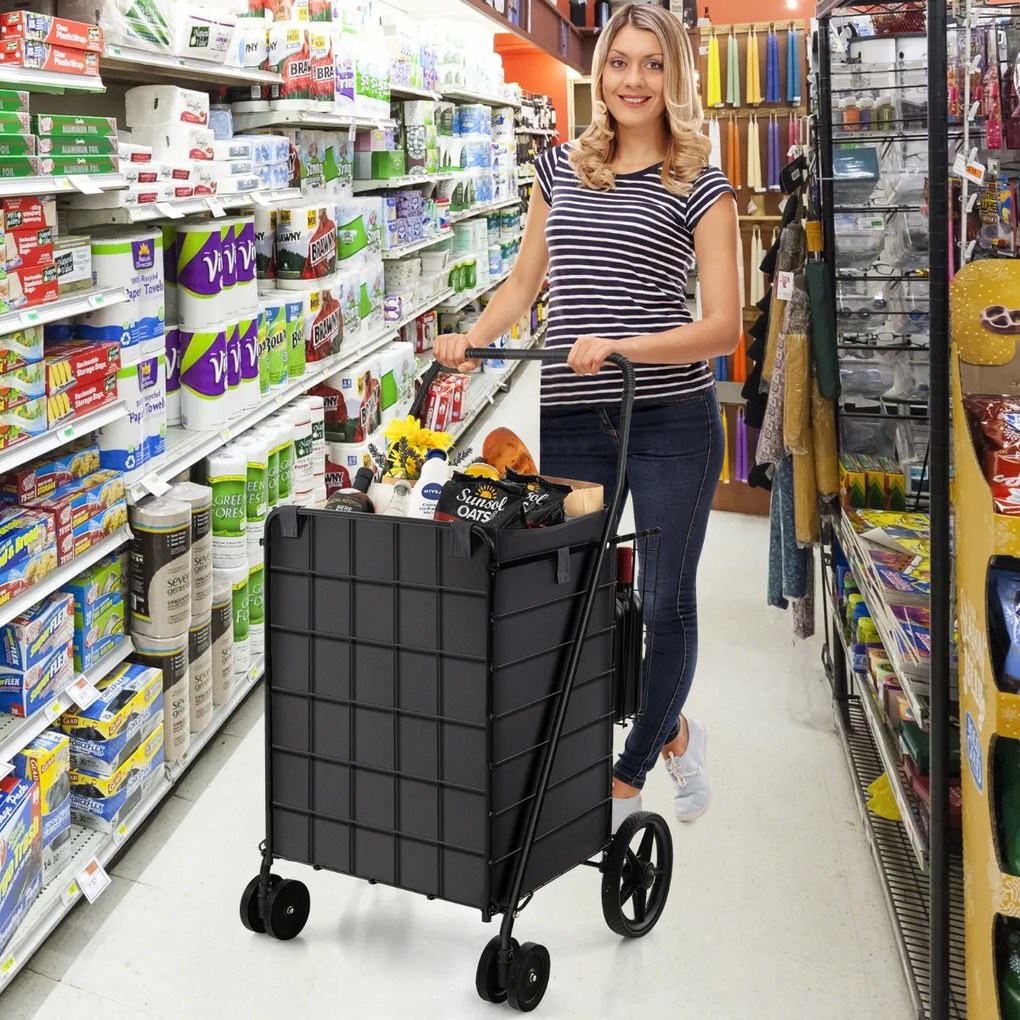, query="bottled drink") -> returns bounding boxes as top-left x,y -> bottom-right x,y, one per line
324,467 -> 375,514
409,450 -> 449,519
382,481 -> 412,516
